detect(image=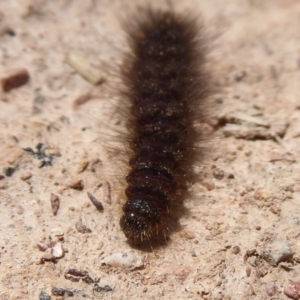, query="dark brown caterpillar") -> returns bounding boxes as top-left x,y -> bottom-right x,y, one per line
120,8 -> 210,244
